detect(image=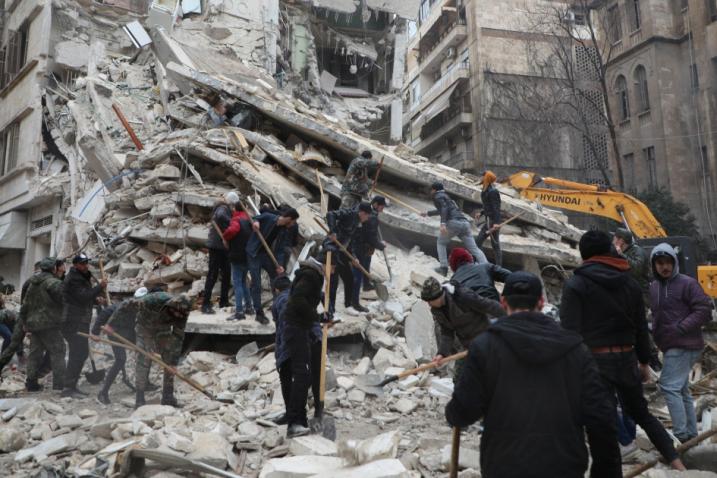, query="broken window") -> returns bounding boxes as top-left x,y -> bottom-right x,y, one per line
1,21 -> 30,90
644,146 -> 657,189
627,0 -> 641,31
615,75 -> 630,121
607,4 -> 622,44
634,65 -> 649,112
0,122 -> 21,175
